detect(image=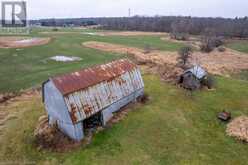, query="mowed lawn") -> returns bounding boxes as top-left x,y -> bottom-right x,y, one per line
0,28 -> 183,93
0,75 -> 248,164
